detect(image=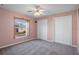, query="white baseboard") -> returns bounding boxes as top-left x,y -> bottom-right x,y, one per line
0,39 -> 35,49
